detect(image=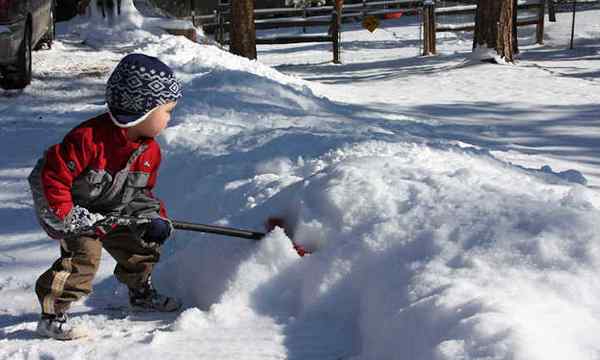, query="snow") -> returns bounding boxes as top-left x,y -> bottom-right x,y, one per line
2,1 -> 600,359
